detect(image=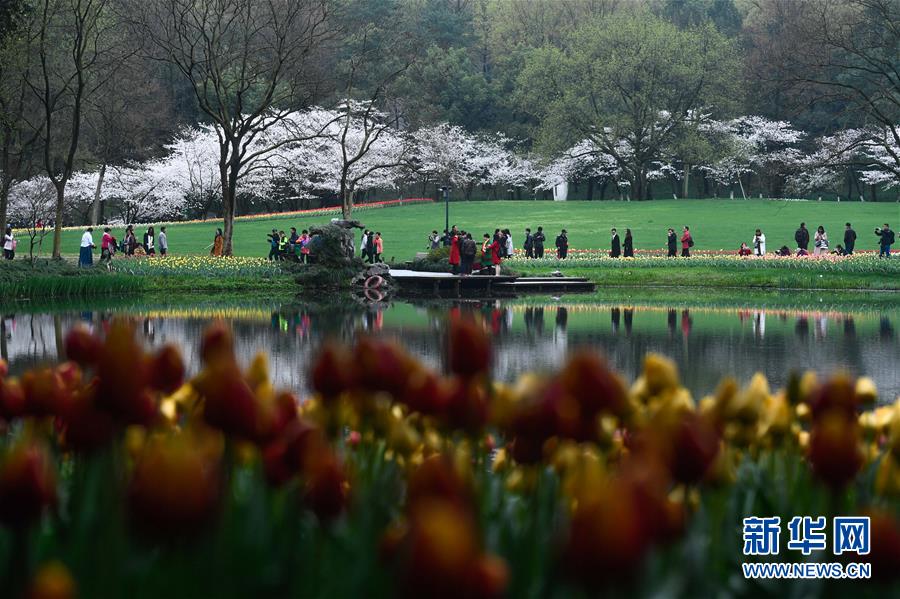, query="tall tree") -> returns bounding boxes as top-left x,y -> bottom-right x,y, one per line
518,10 -> 739,200
28,0 -> 117,258
130,0 -> 334,255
